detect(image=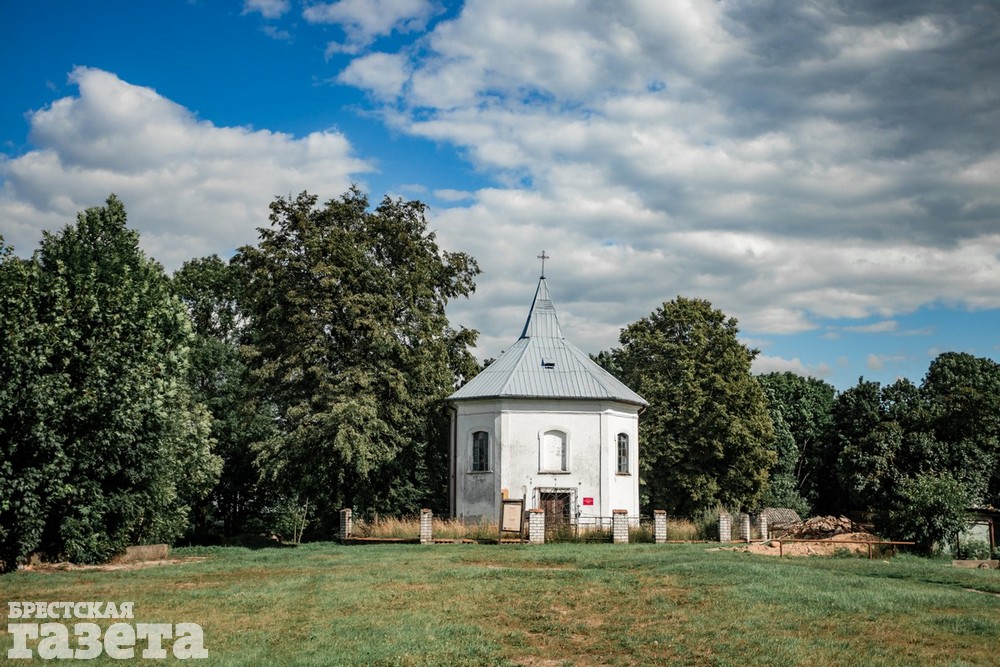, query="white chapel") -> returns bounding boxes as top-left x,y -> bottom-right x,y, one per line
448,268 -> 648,525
